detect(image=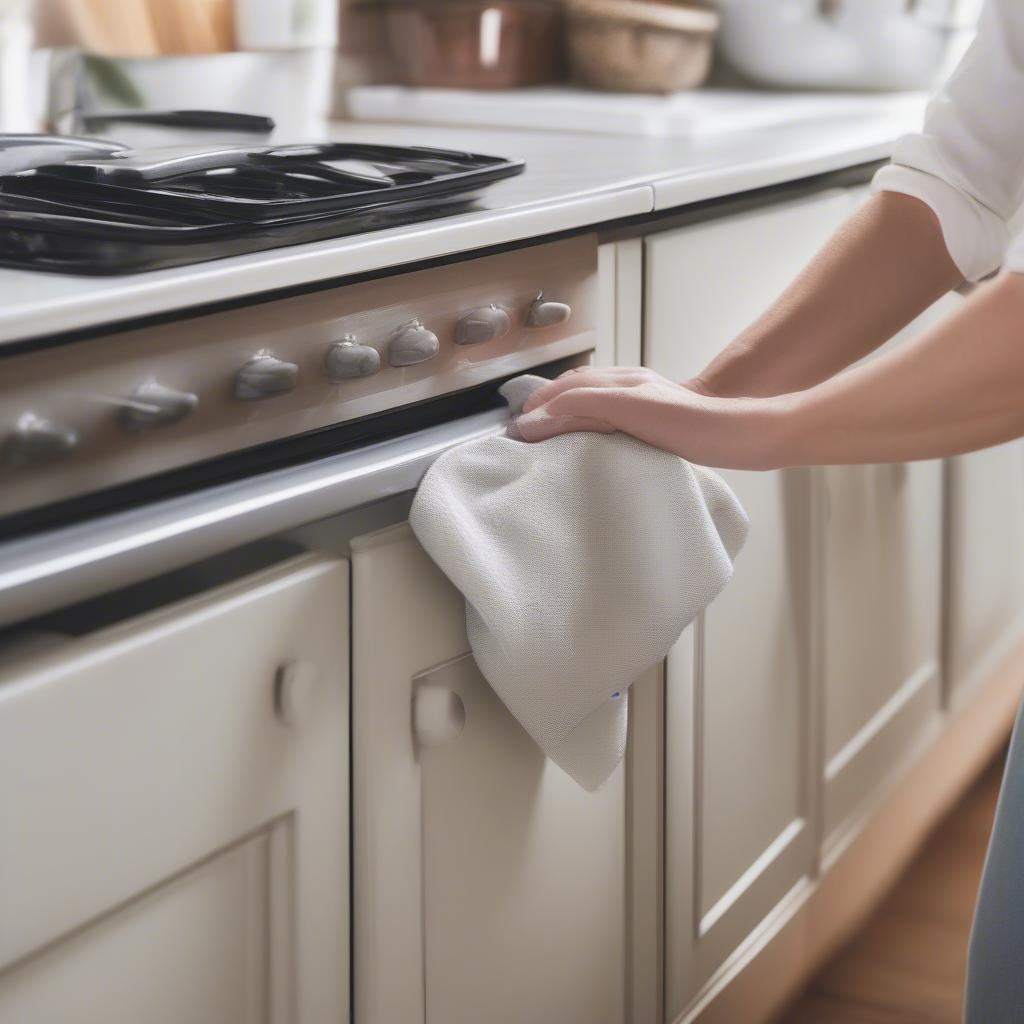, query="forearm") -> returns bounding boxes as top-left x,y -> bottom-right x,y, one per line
516,273 -> 1024,470
769,272 -> 1024,466
694,191 -> 964,399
